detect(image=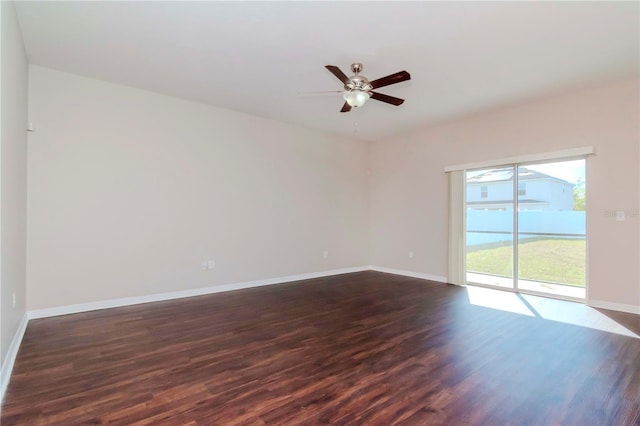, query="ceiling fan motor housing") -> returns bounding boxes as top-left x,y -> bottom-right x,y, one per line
346,63 -> 373,91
